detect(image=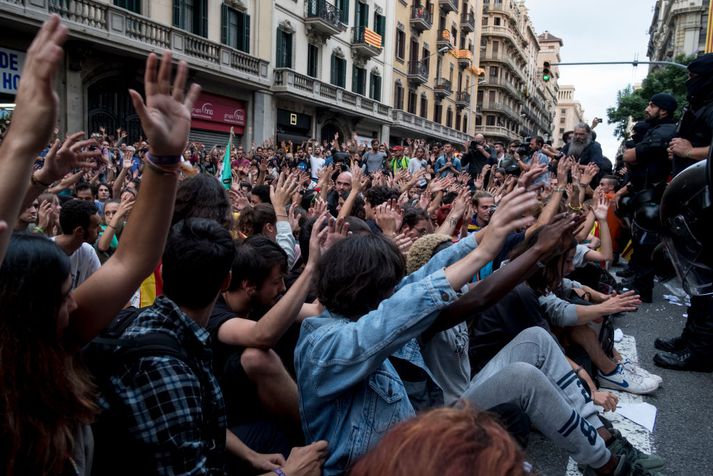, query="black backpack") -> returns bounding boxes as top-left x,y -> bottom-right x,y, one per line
82,306 -> 198,476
